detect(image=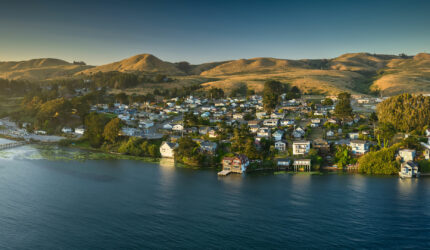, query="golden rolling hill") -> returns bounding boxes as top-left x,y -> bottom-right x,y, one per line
1,53 -> 430,96
78,54 -> 184,75
0,58 -> 92,81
